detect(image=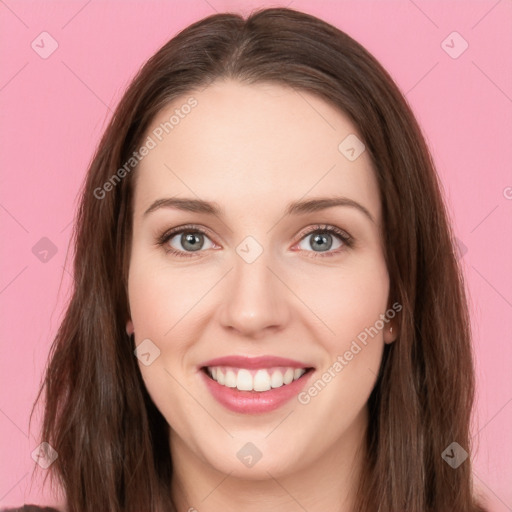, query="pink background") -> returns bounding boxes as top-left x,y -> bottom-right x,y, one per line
1,0 -> 511,510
